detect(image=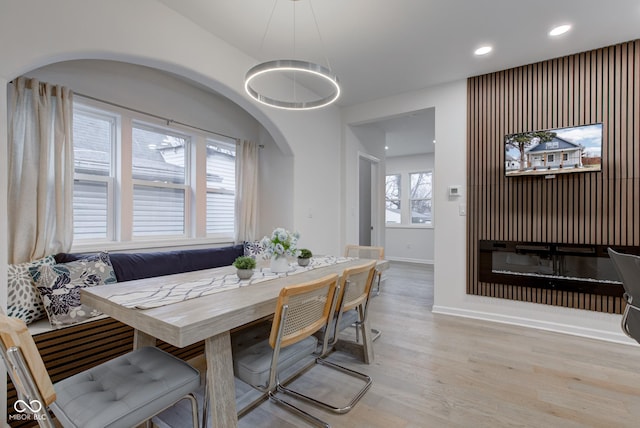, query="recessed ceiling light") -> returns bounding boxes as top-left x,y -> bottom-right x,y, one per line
474,46 -> 492,56
549,24 -> 571,36
385,146 -> 389,150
